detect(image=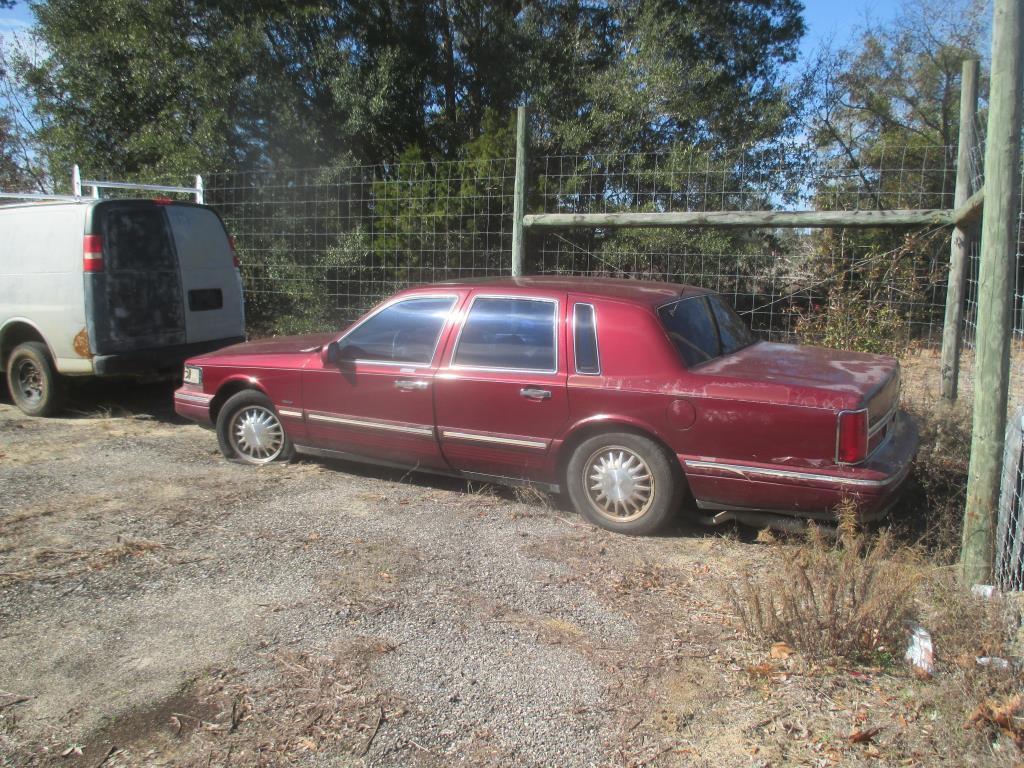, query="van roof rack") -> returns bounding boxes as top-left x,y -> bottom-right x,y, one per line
0,165 -> 204,204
